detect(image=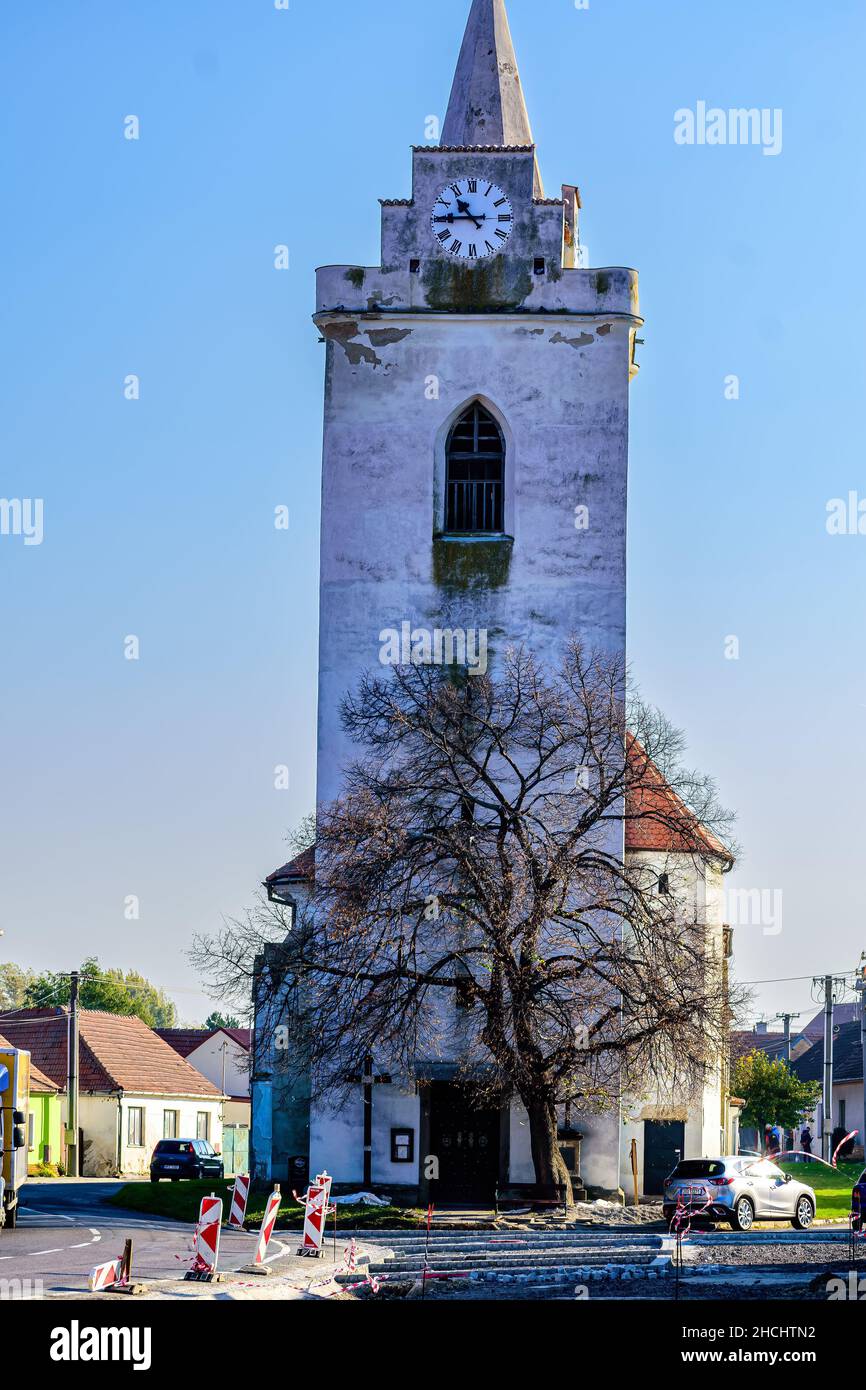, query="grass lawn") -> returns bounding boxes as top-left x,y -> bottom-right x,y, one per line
779,1159 -> 862,1220
106,1180 -> 425,1230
